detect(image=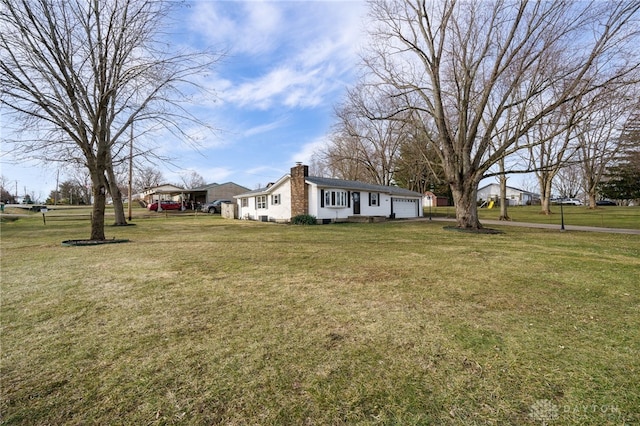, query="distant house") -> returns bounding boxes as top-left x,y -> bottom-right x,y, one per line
234,163 -> 424,223
477,183 -> 538,206
189,182 -> 251,205
142,184 -> 186,204
141,182 -> 250,208
423,191 -> 450,207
